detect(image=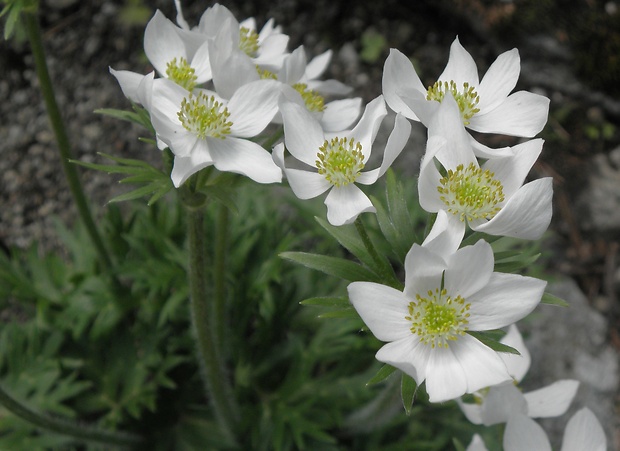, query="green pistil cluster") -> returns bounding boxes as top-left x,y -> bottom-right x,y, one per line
177,93 -> 233,139
292,83 -> 325,112
239,27 -> 260,57
426,80 -> 480,125
316,137 -> 365,187
166,57 -> 198,91
438,163 -> 505,222
406,288 -> 471,348
256,66 -> 277,80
